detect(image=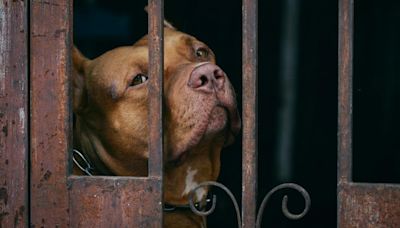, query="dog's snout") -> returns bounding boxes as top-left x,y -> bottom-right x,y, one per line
188,63 -> 226,93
